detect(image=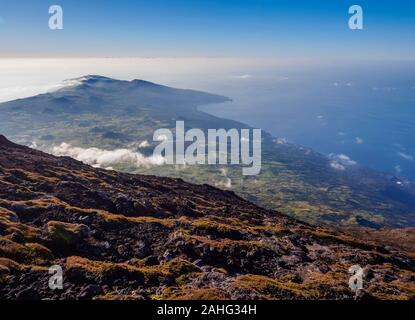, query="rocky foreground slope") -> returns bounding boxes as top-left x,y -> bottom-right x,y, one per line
0,135 -> 414,300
